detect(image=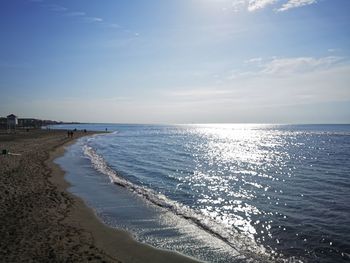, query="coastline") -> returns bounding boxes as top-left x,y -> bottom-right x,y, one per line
48,132 -> 201,263
0,129 -> 199,262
